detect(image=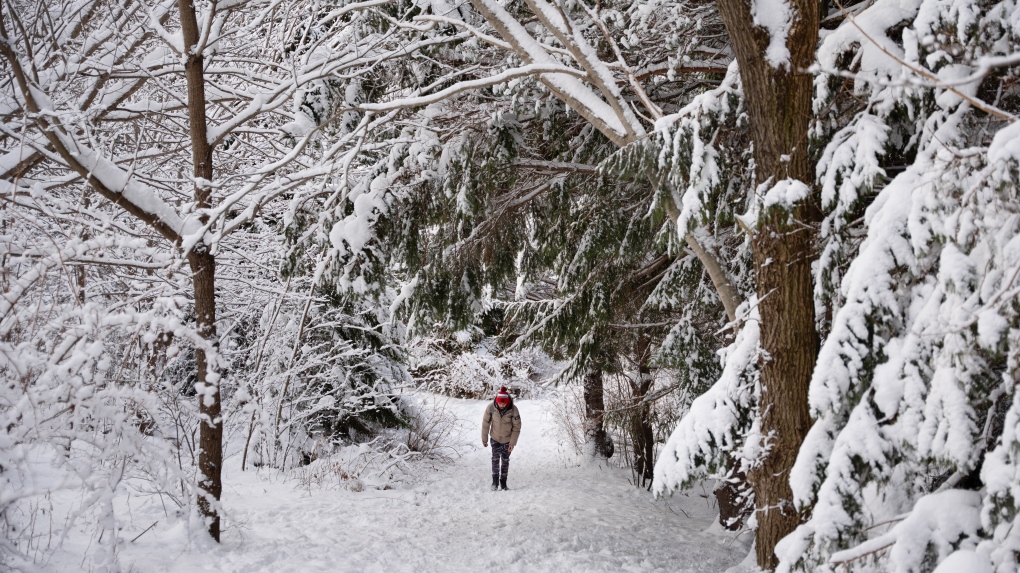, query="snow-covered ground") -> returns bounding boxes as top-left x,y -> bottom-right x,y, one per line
48,396 -> 750,572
